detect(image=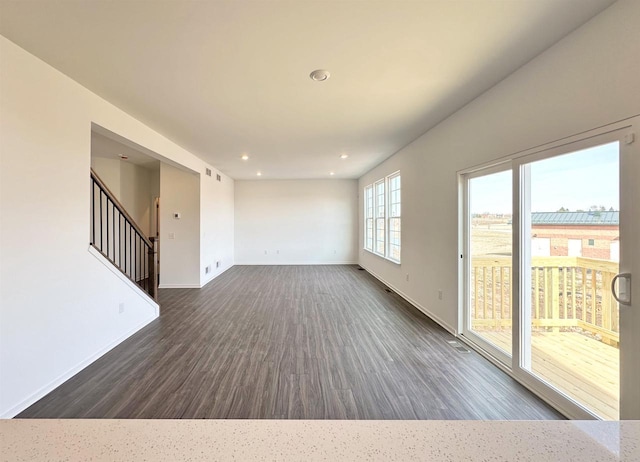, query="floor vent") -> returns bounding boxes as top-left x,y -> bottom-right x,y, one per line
384,288 -> 393,293
447,340 -> 470,353
357,267 -> 365,271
